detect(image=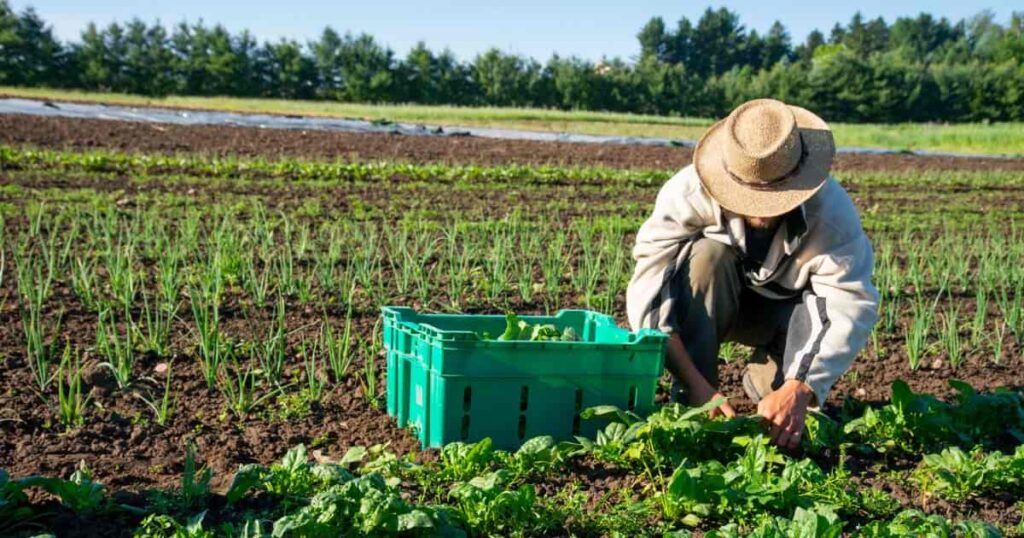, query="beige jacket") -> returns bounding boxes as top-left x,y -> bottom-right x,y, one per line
626,164 -> 879,404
